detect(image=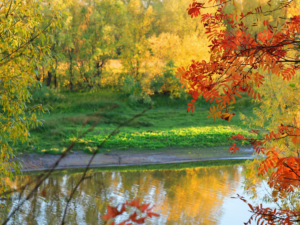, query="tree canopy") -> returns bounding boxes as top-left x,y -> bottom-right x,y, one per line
177,0 -> 300,223
0,0 -> 62,189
